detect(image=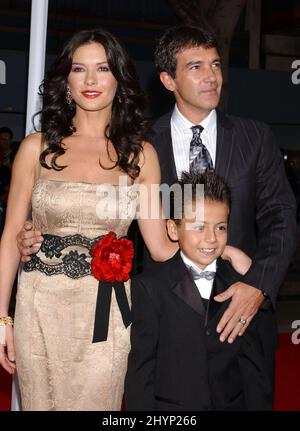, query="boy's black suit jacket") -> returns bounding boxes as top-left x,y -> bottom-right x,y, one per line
145,110 -> 297,308
125,251 -> 278,411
